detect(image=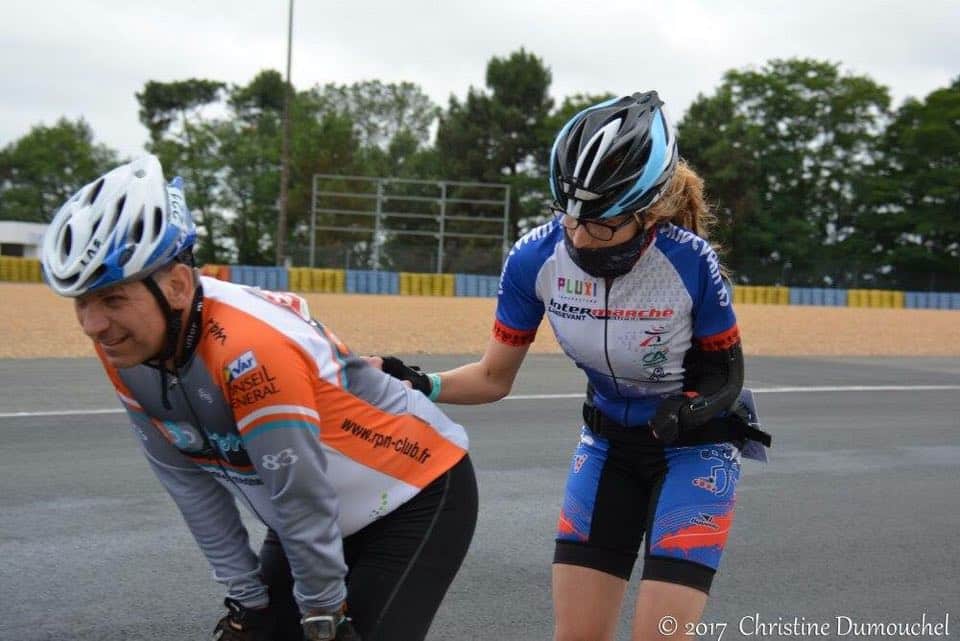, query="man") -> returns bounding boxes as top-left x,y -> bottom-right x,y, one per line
41,155 -> 478,641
